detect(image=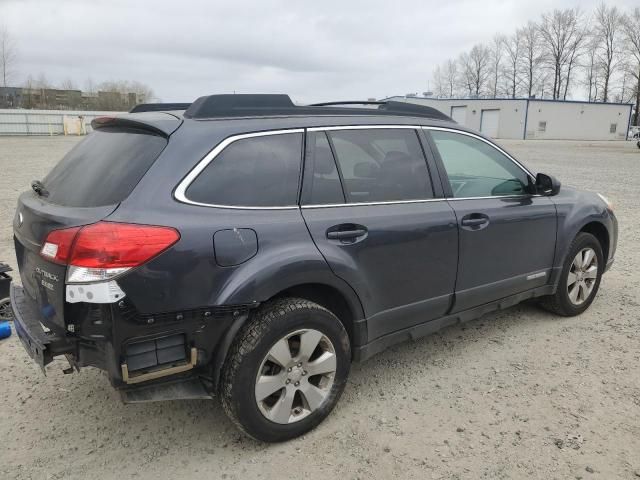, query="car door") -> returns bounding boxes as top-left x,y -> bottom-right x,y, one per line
300,127 -> 458,341
425,127 -> 557,312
